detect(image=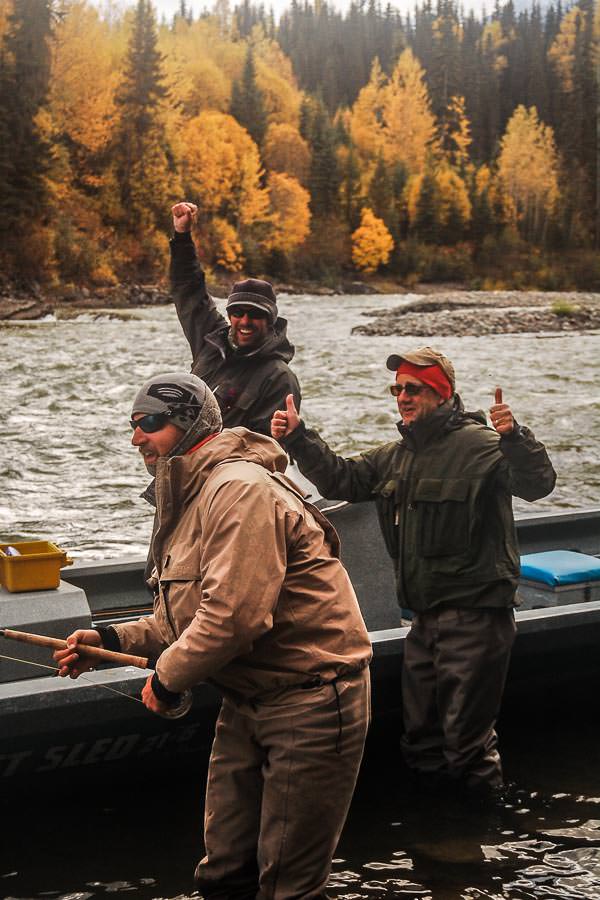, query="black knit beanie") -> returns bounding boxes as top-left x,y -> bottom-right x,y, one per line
226,278 -> 278,325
